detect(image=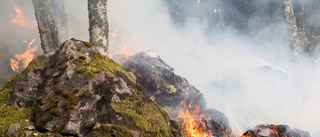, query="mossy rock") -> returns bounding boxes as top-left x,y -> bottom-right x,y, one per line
0,54 -> 50,104
0,55 -> 50,136
111,92 -> 180,136
0,106 -> 33,136
0,39 -> 184,136
87,124 -> 133,137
